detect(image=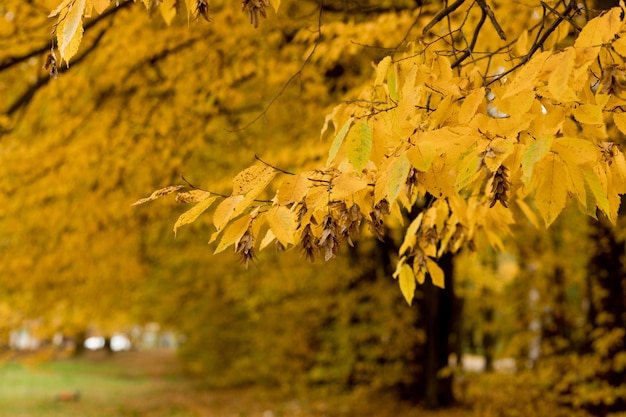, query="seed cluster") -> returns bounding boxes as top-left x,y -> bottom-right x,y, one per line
242,0 -> 270,28
490,165 -> 510,208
